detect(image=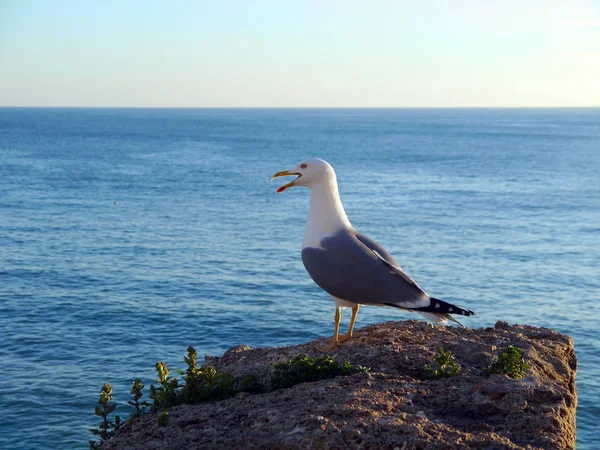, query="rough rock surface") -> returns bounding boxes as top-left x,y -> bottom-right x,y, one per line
104,320 -> 577,450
